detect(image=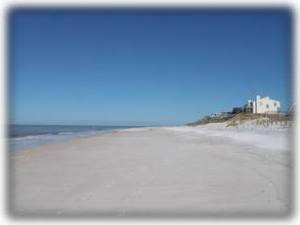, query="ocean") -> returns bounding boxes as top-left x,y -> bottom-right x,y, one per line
9,125 -> 137,151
